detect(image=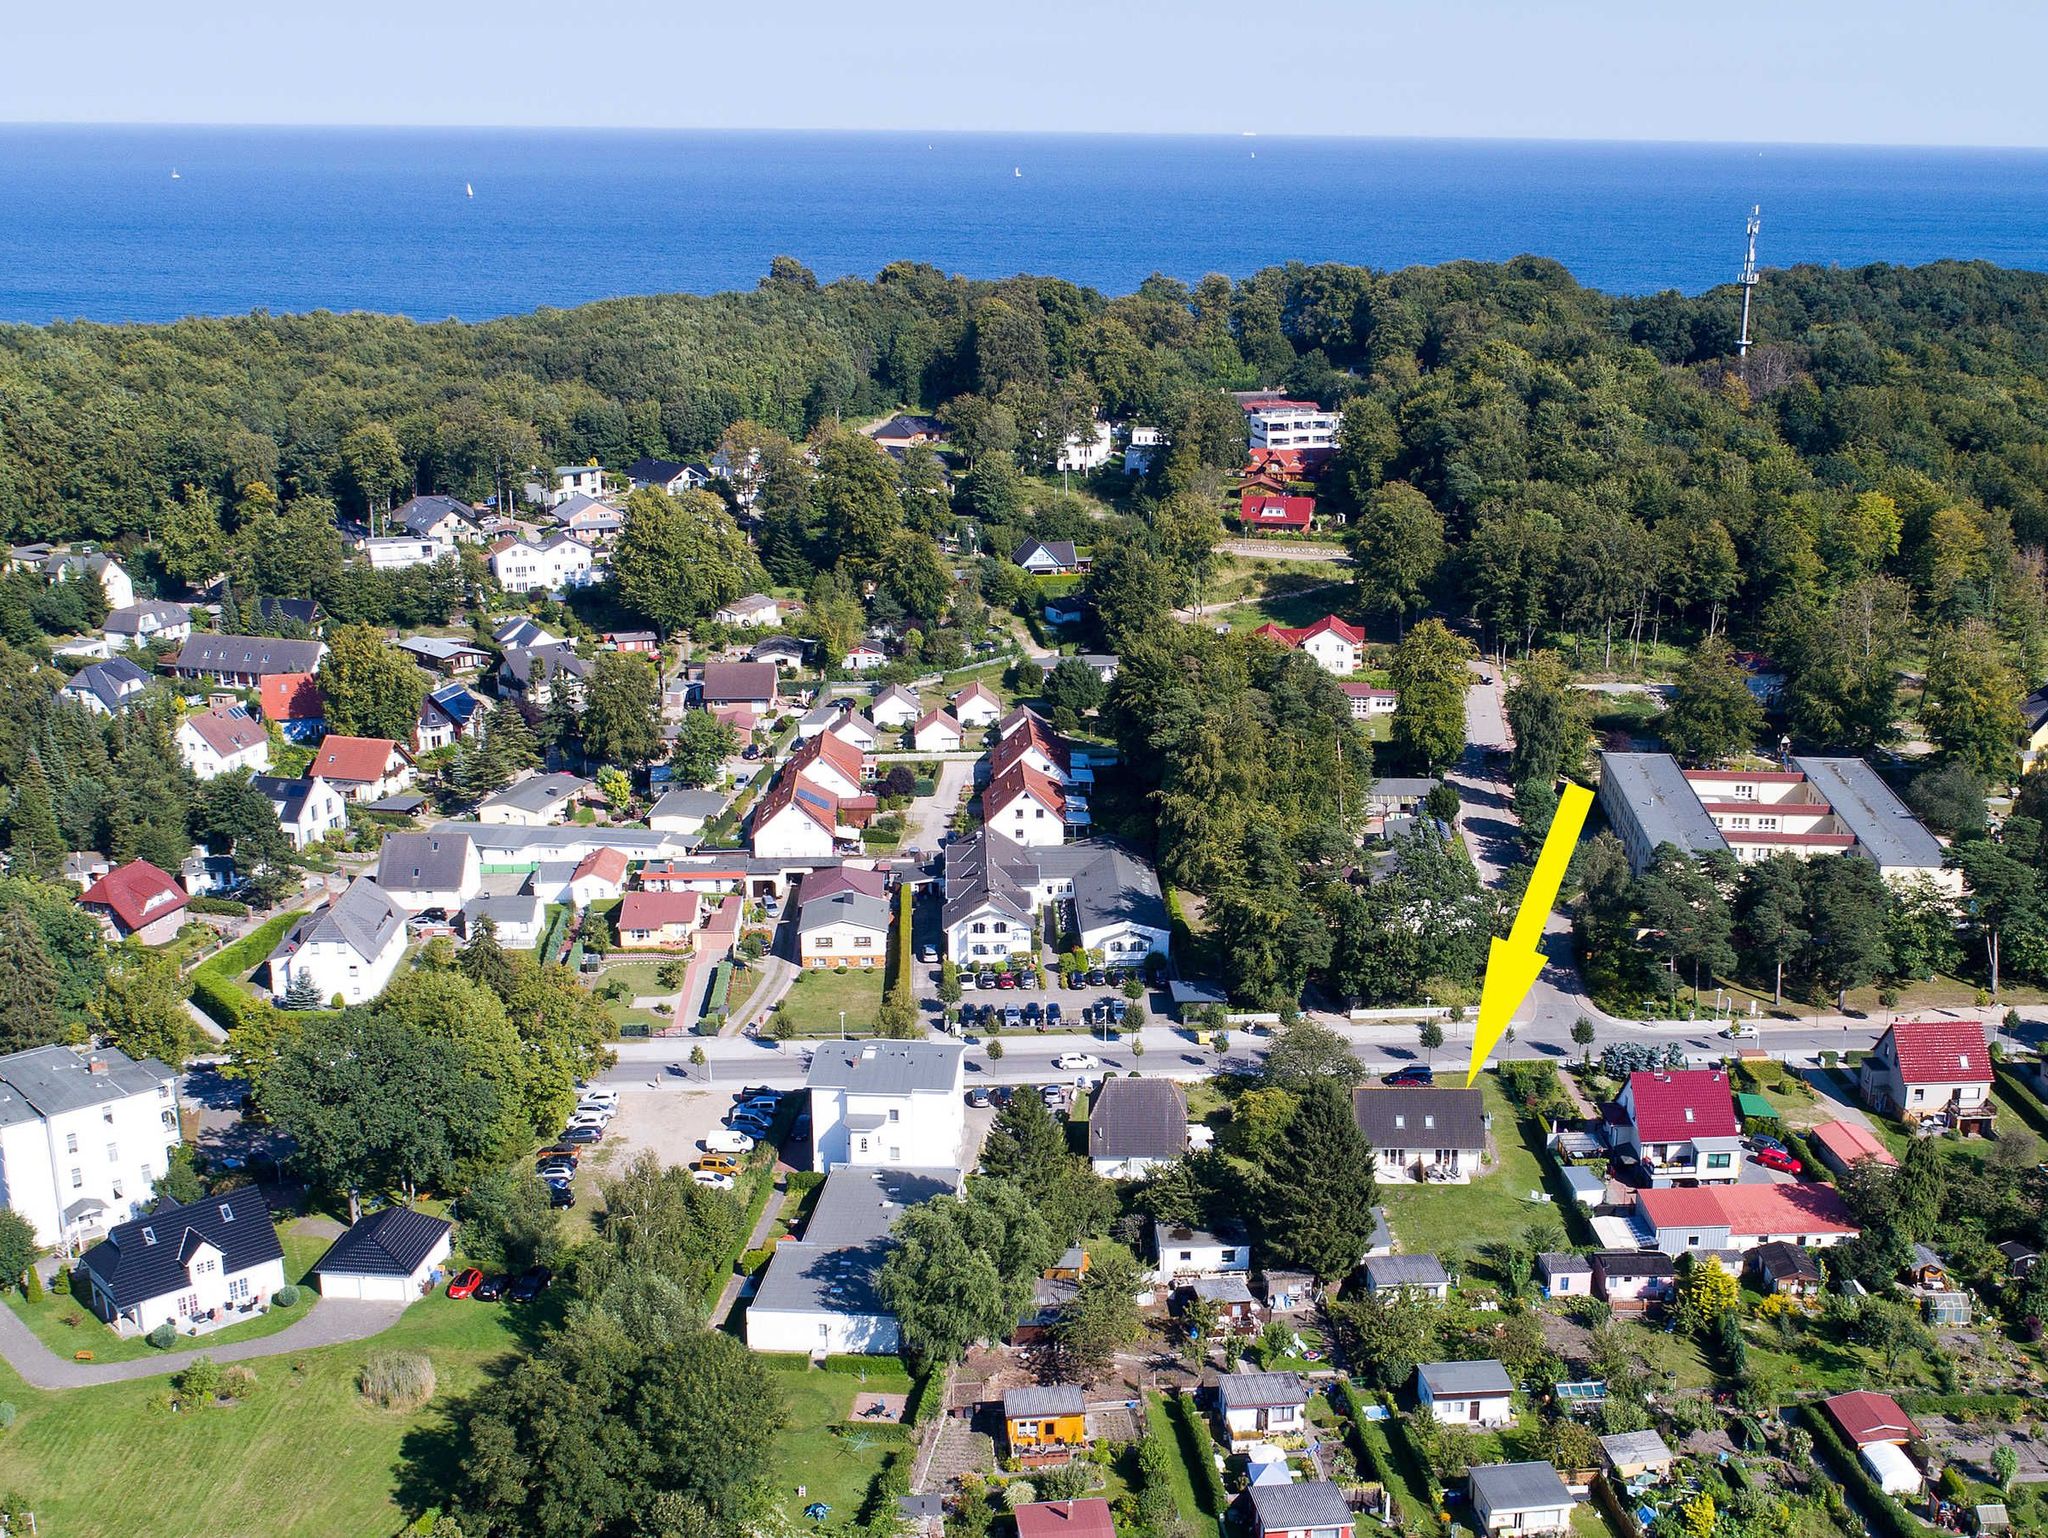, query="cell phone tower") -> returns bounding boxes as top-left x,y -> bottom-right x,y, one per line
1737,204 -> 1762,358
